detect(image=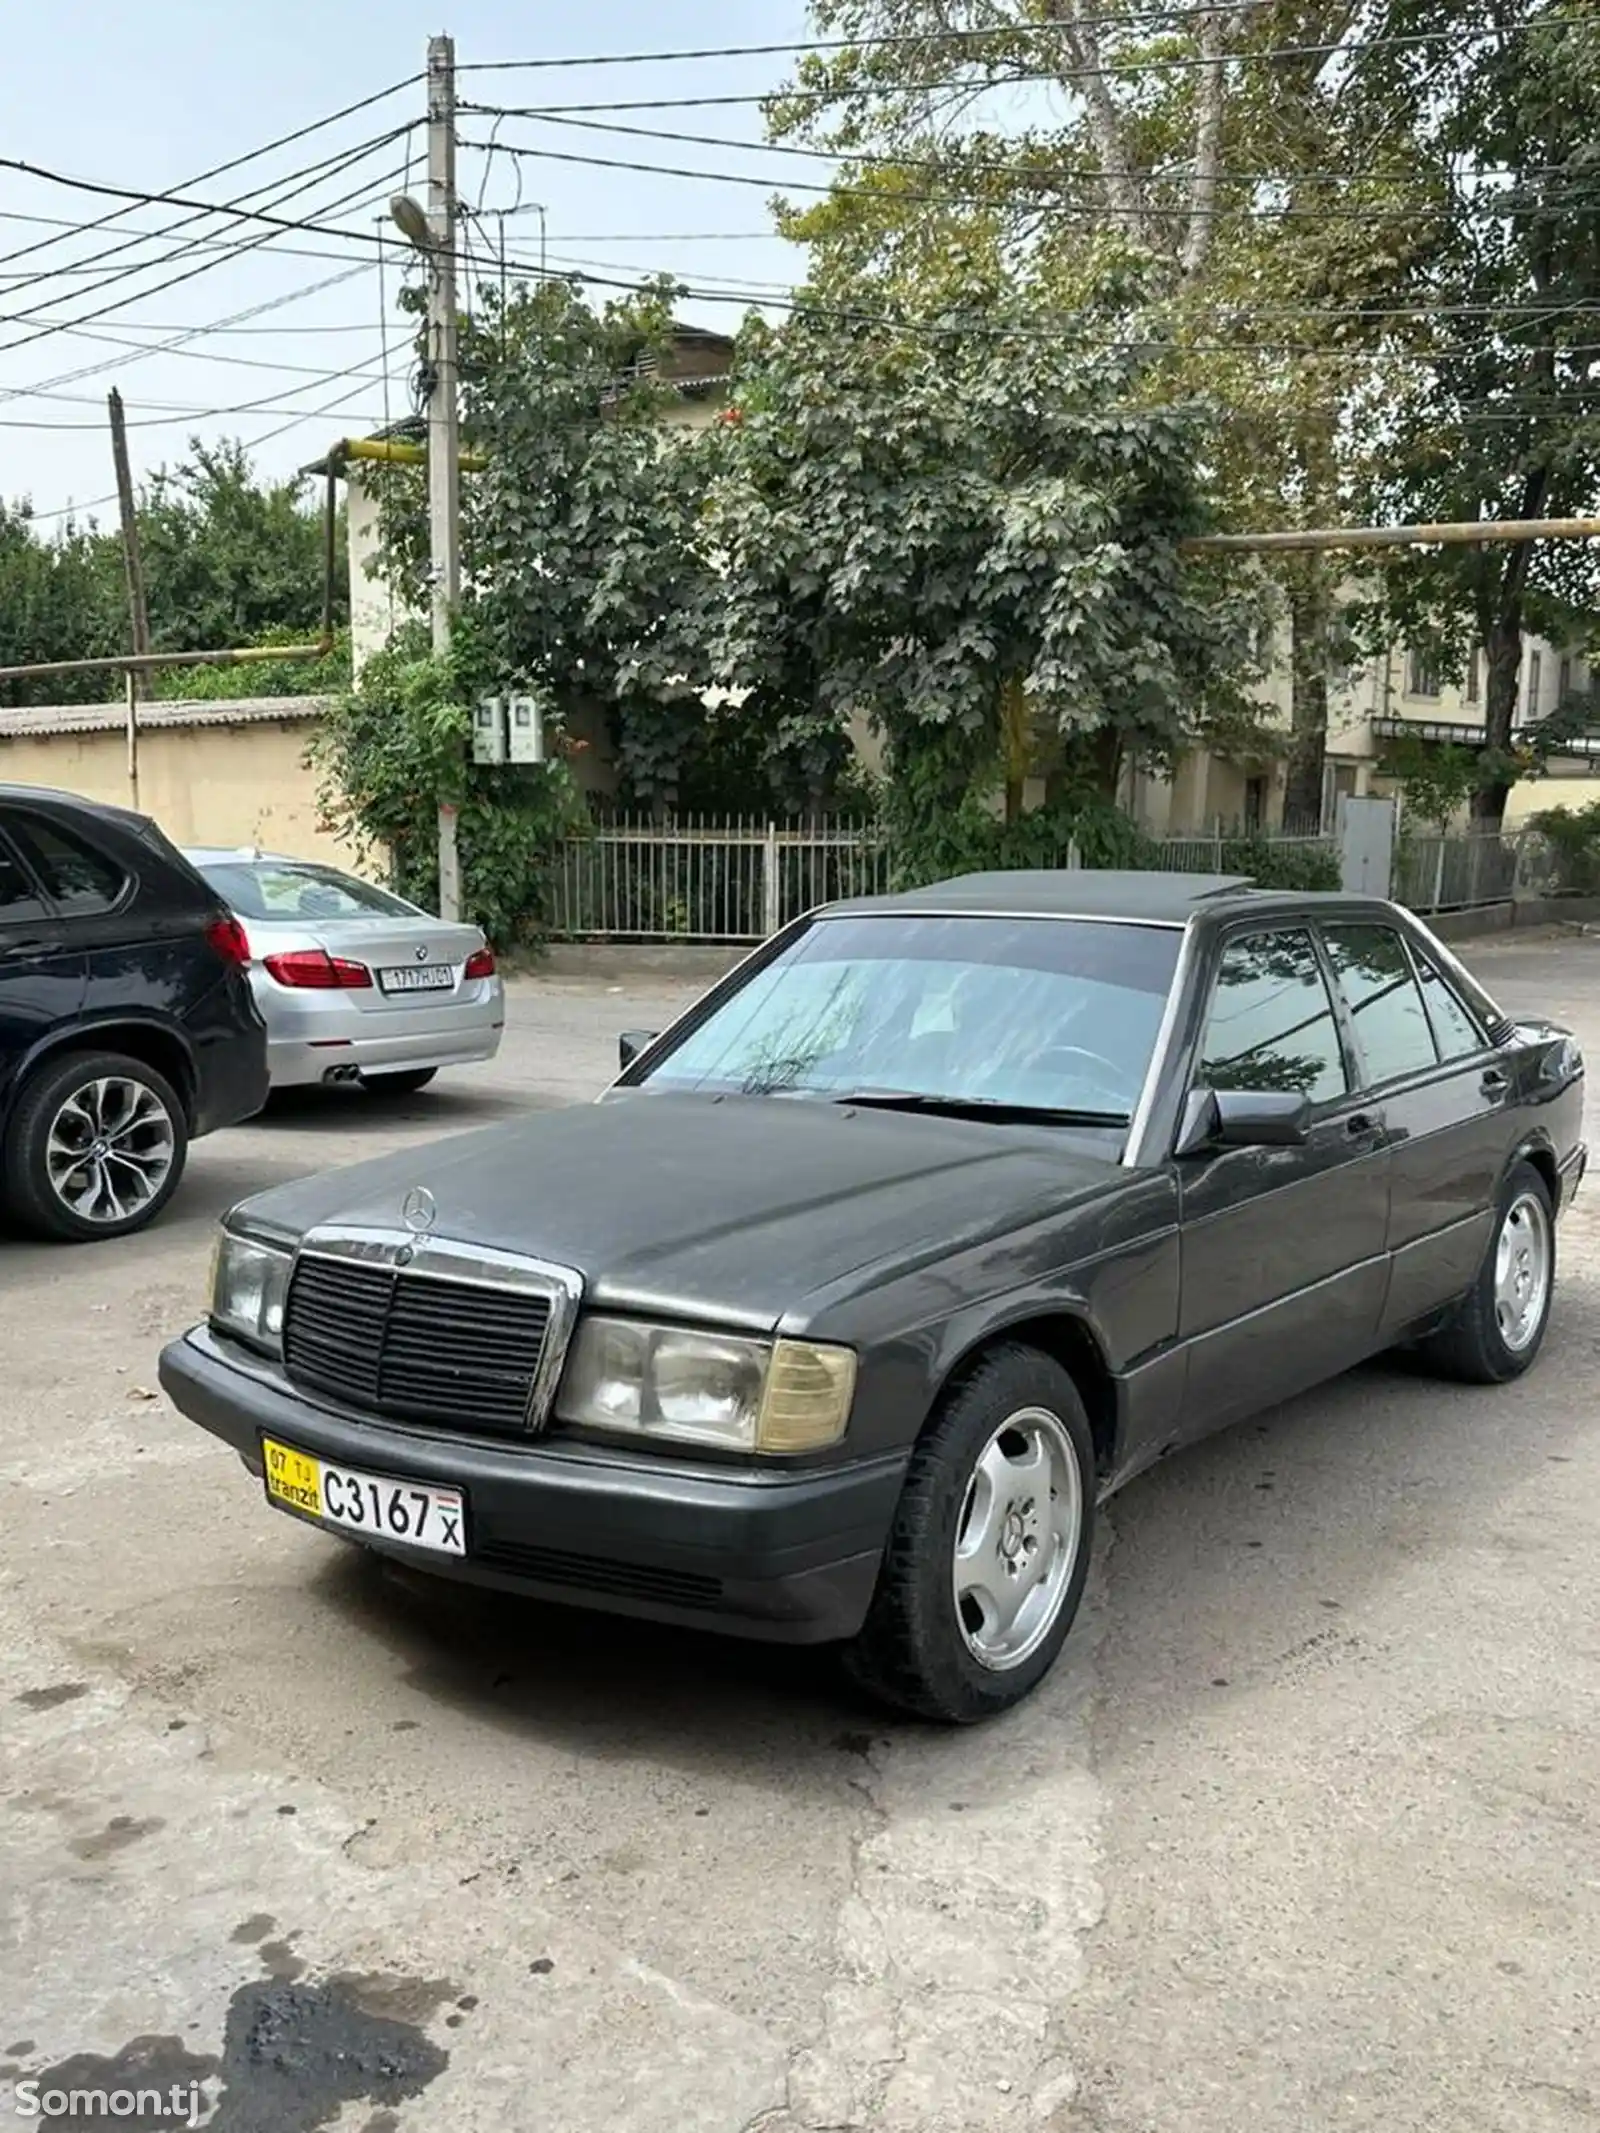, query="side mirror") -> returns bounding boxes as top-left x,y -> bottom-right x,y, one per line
1175,1085 -> 1311,1157
618,1029 -> 659,1072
